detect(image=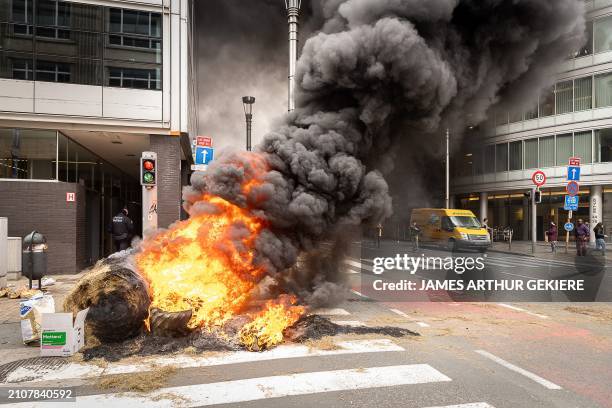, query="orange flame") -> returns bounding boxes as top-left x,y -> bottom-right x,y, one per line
135,154 -> 304,348
239,295 -> 305,351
